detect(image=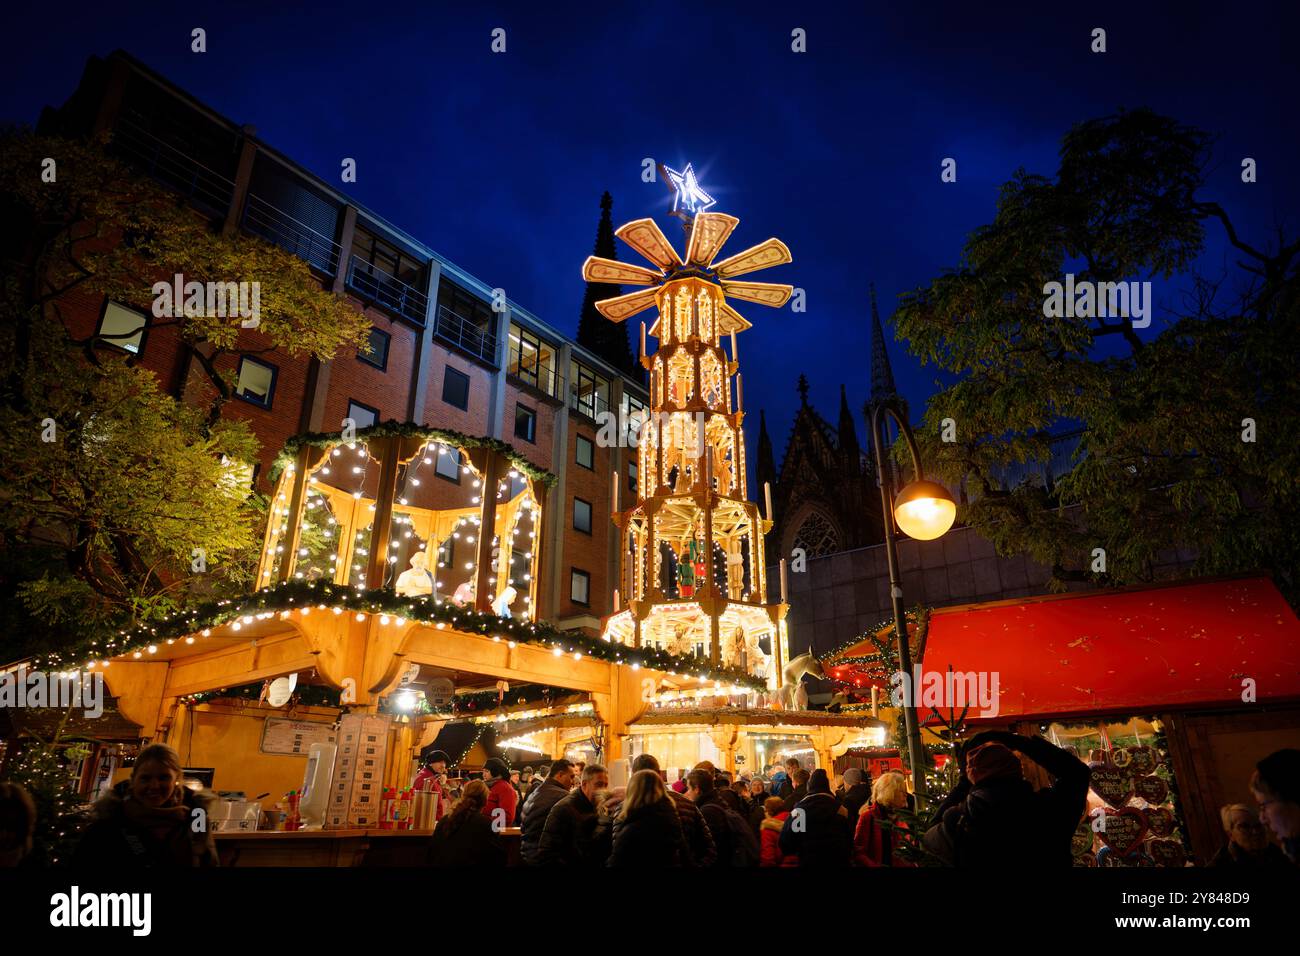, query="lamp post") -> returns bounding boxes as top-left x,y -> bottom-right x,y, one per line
867,399 -> 956,799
